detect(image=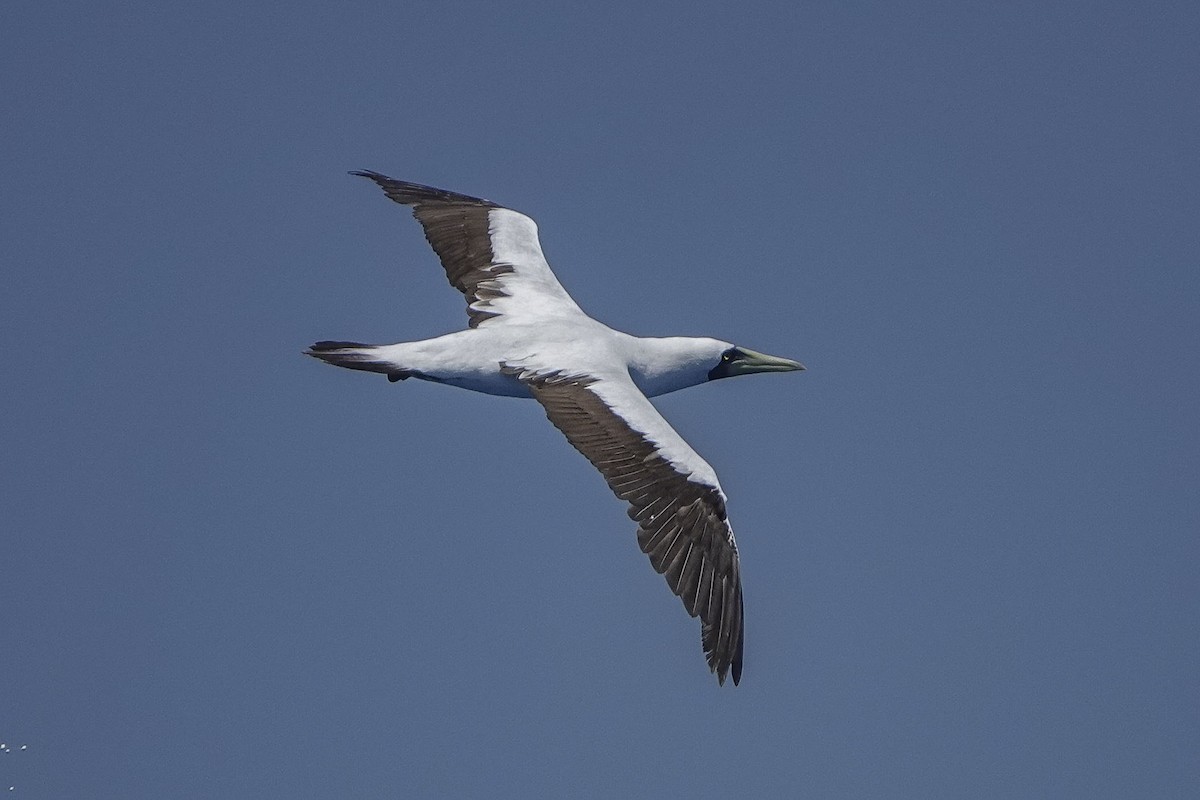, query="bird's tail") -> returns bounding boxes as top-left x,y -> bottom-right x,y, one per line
305,341 -> 414,382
